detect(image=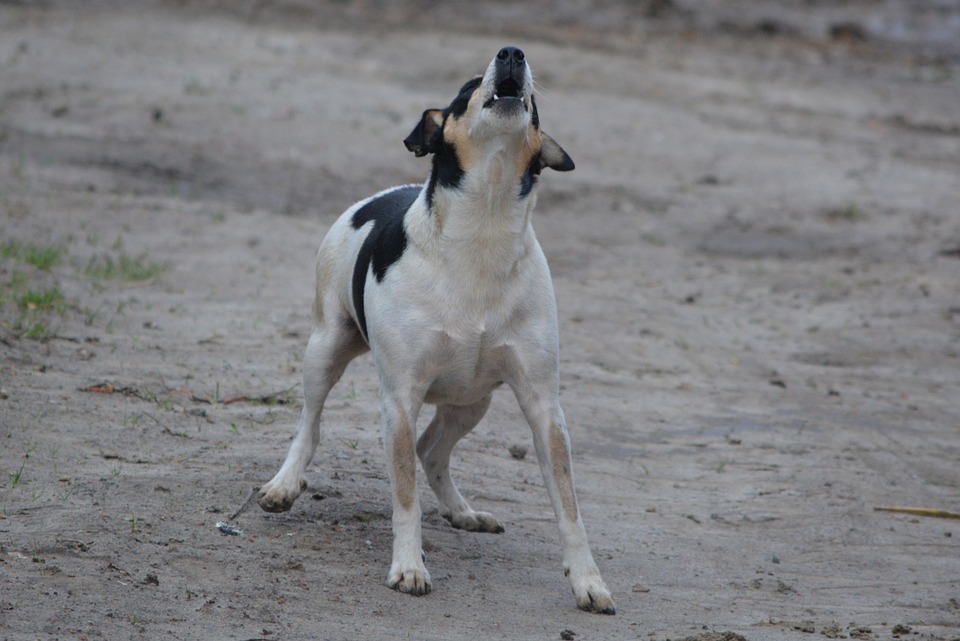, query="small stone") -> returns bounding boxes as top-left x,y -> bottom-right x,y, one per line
792,620 -> 815,633
508,445 -> 527,460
